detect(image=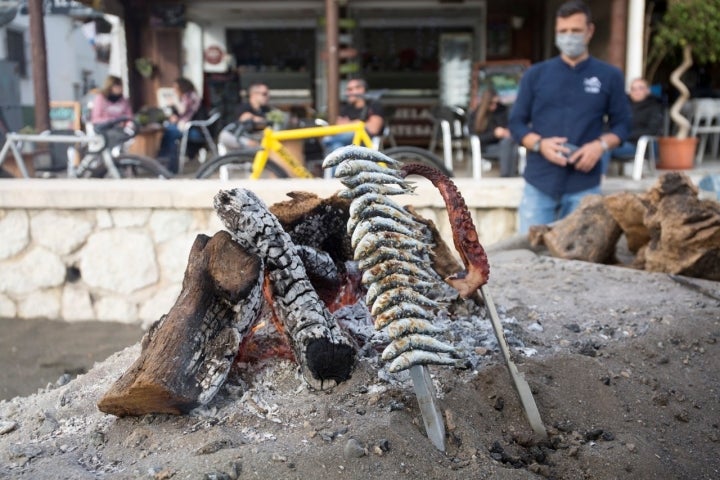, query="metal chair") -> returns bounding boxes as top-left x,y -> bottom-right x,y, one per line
429,105 -> 467,173
178,109 -> 221,173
